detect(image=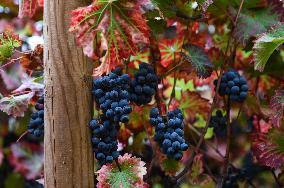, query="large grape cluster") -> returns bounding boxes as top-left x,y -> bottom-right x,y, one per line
214,70 -> 248,102
89,115 -> 120,166
130,63 -> 159,106
92,68 -> 132,123
209,110 -> 227,137
28,96 -> 44,137
150,108 -> 188,160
